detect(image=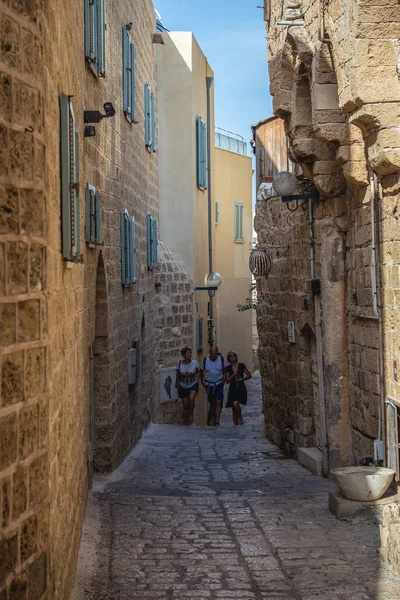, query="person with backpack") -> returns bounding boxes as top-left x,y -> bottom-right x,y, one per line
175,346 -> 199,425
200,345 -> 225,426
